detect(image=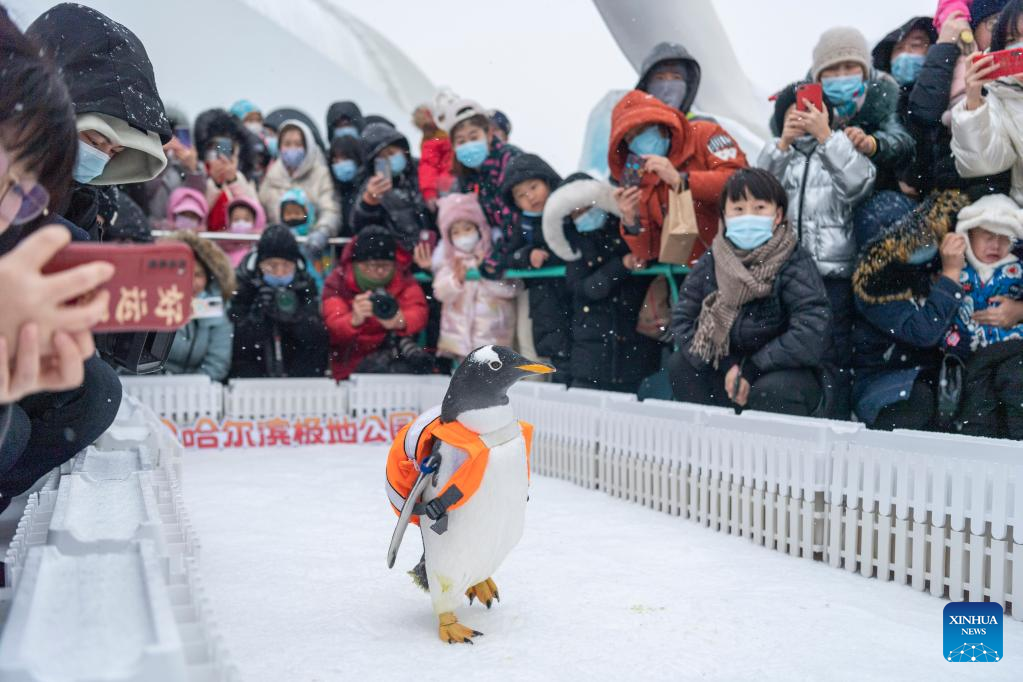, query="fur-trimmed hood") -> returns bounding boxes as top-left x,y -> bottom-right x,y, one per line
541,175 -> 622,262
852,190 -> 971,305
162,231 -> 236,302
